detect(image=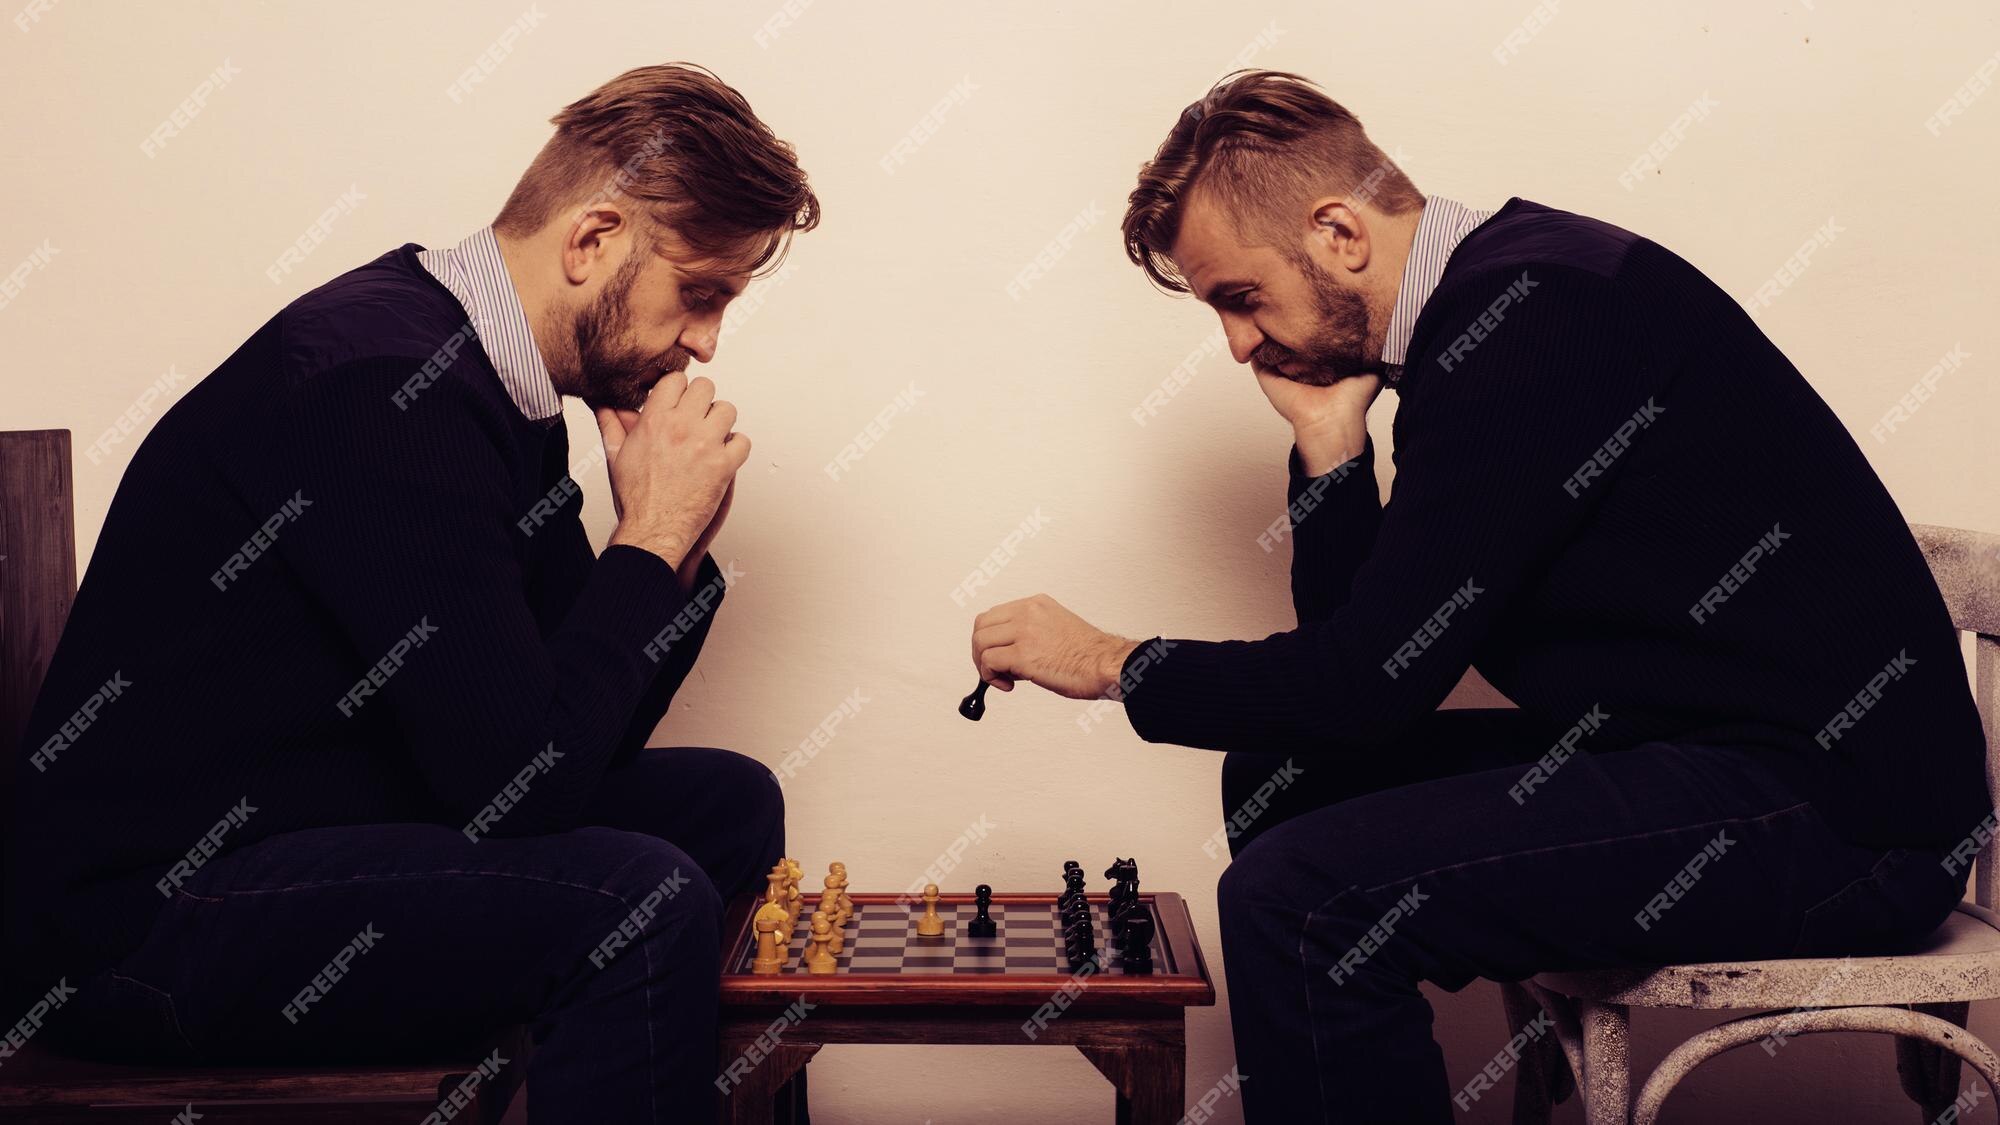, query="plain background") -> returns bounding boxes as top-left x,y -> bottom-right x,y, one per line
5,1 -> 1998,1121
